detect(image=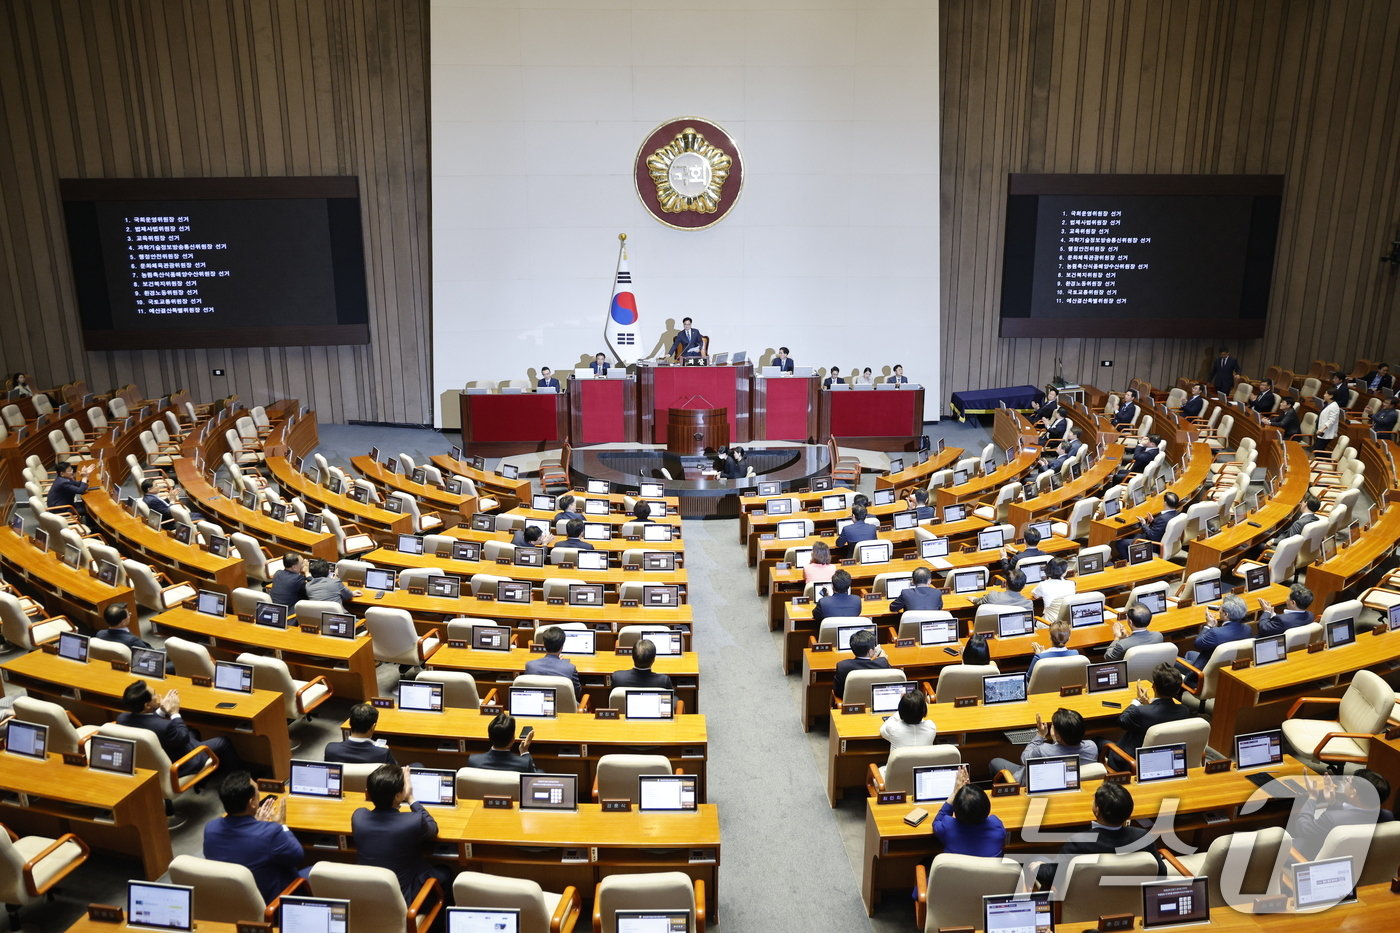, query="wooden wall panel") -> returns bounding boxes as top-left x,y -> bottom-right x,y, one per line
941,0 -> 1400,404
0,0 -> 430,425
